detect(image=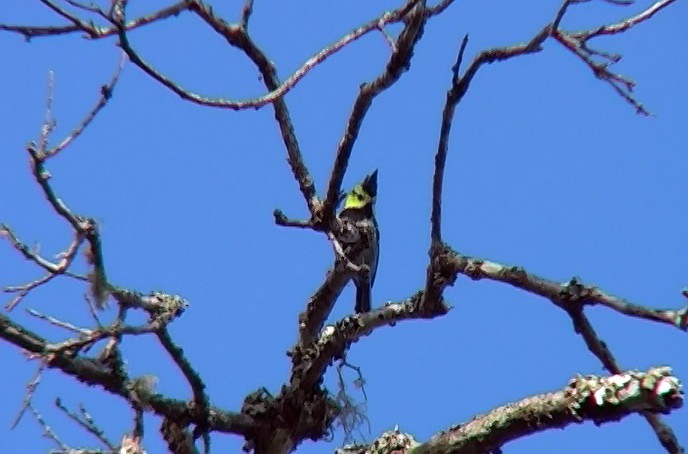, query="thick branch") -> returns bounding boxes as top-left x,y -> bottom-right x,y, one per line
292,291 -> 449,392
410,367 -> 683,454
296,265 -> 353,347
447,251 -> 685,452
